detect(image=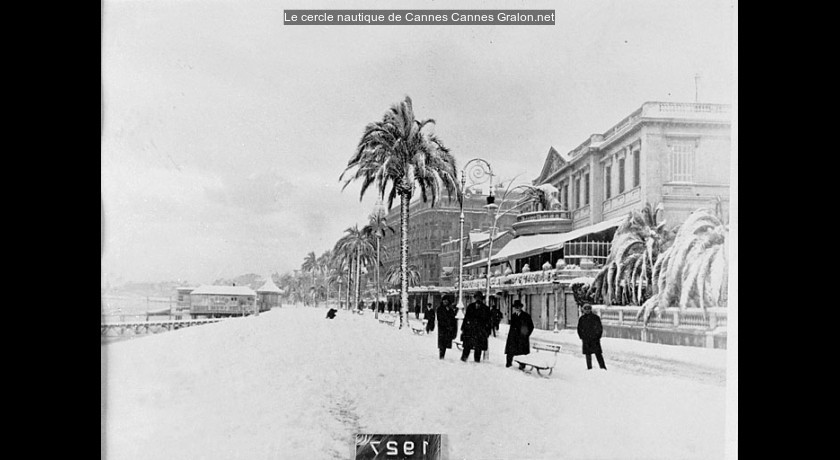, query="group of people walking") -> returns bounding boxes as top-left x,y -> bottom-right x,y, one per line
427,292 -> 607,371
